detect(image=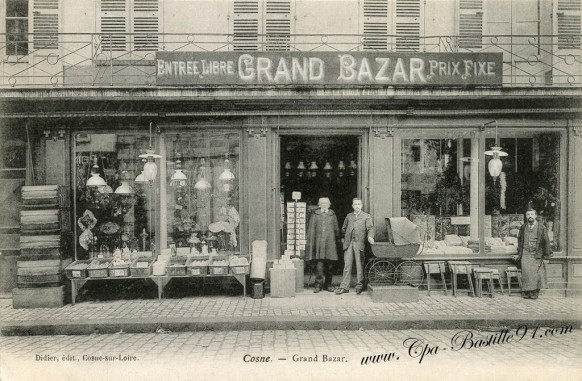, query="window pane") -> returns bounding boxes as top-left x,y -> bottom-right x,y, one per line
401,136 -> 477,254
485,133 -> 561,251
6,19 -> 28,56
6,0 -> 28,17
164,132 -> 241,254
75,133 -> 156,260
